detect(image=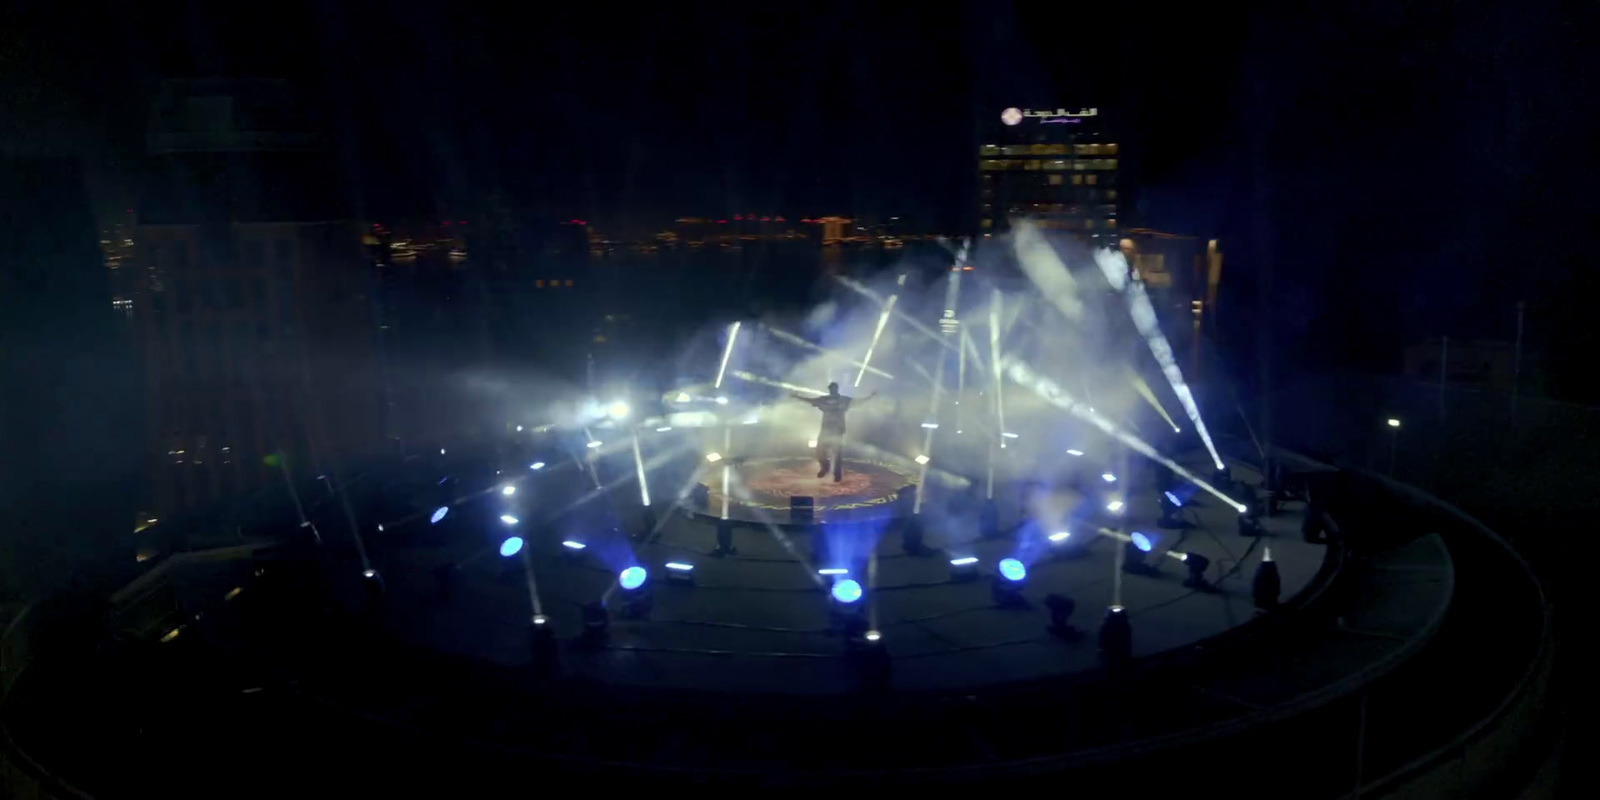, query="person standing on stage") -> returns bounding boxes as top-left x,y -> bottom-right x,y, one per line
794,382 -> 876,482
